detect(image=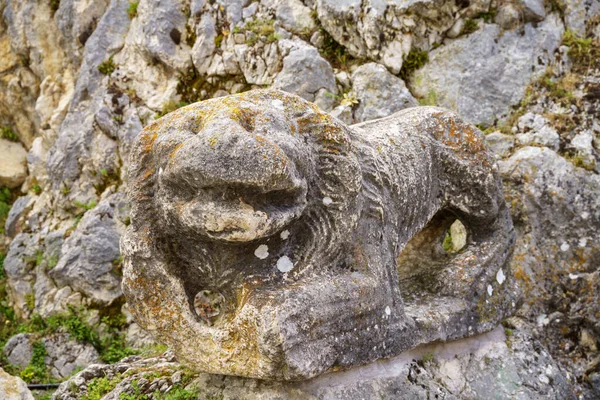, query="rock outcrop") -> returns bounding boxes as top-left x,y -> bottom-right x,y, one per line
0,0 -> 599,397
